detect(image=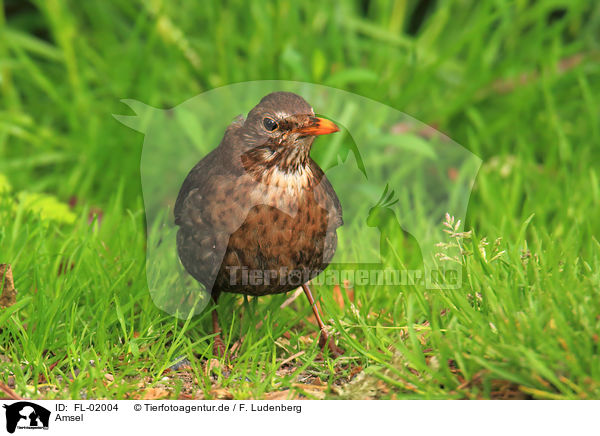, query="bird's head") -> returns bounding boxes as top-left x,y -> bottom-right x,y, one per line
240,92 -> 339,174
